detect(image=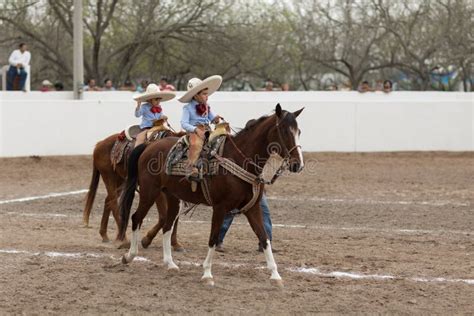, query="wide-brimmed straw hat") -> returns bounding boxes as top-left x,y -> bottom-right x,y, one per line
178,75 -> 222,103
133,83 -> 175,102
42,80 -> 53,86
